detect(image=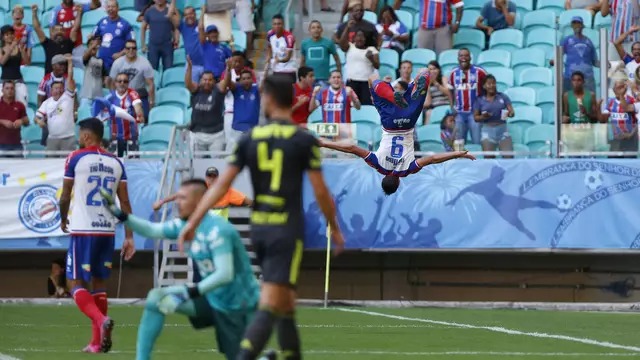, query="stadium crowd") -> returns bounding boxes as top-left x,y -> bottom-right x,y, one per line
0,0 -> 636,158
